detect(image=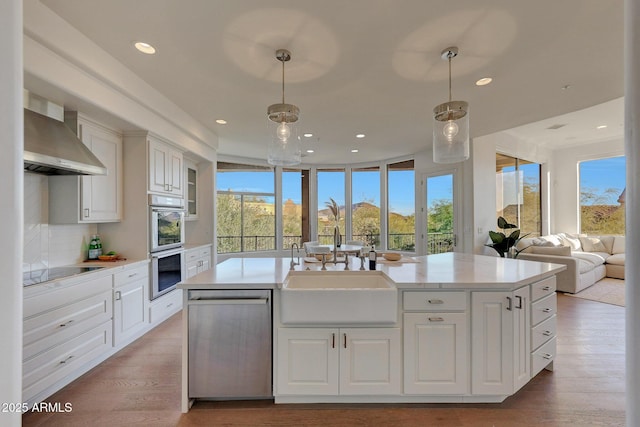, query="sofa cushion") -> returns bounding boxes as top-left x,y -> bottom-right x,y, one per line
578,259 -> 597,274
597,236 -> 615,254
579,236 -> 608,253
529,246 -> 572,256
517,237 -> 556,252
612,236 -> 625,254
607,253 -> 625,266
573,251 -> 607,266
